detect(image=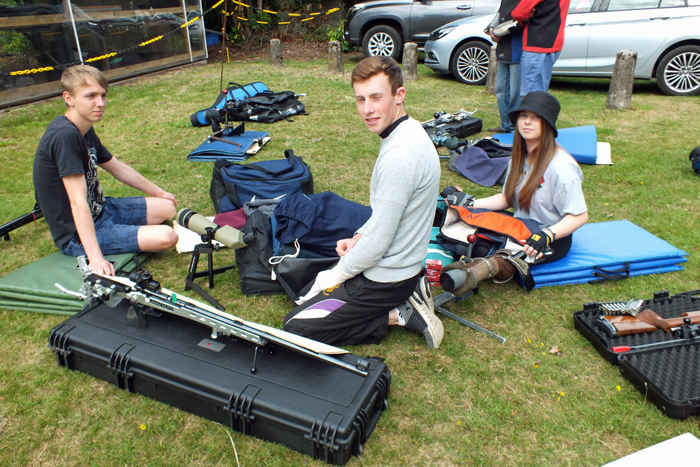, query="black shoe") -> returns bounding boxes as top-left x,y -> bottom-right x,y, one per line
487,126 -> 506,133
